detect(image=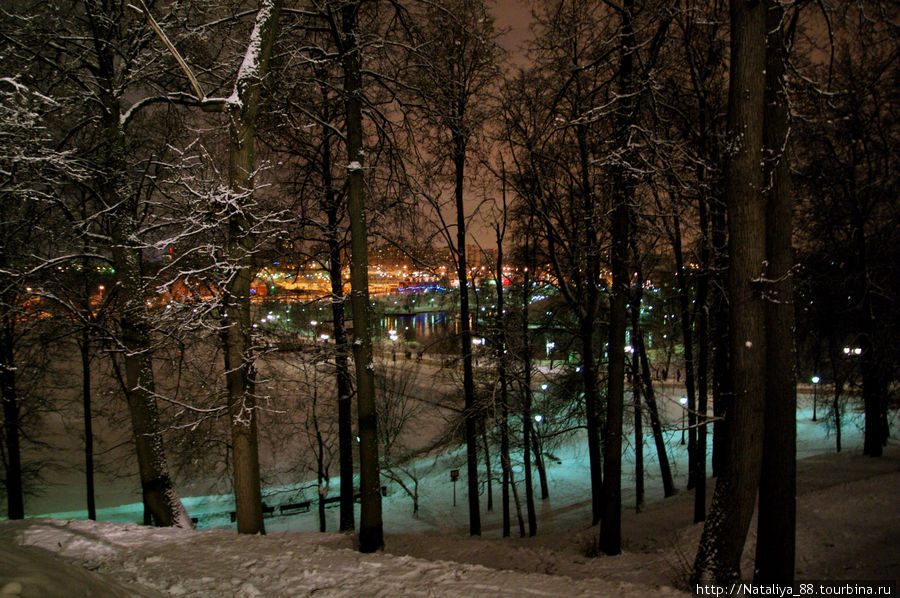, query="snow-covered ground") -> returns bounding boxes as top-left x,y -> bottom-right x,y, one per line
2,393 -> 898,596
